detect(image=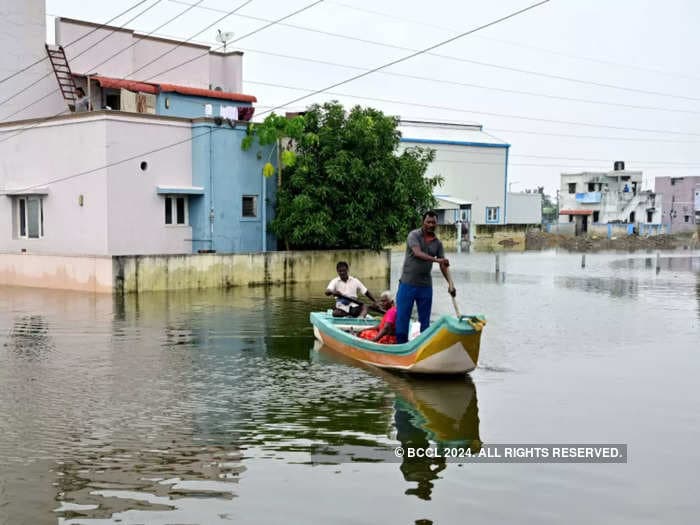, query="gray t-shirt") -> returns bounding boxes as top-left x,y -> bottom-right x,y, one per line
74,96 -> 90,112
399,228 -> 444,287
